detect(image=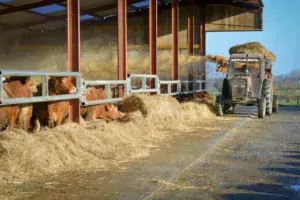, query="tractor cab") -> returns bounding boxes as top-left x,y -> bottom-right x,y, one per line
227,54 -> 267,103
